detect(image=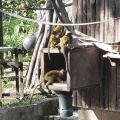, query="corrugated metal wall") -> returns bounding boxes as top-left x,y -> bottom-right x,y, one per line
72,0 -> 120,43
